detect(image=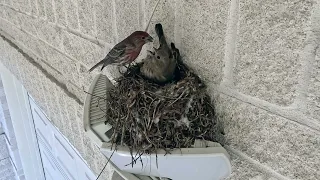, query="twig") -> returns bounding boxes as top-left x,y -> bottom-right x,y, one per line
95,149 -> 116,180
167,89 -> 188,107
84,90 -> 107,100
125,152 -> 144,167
145,0 -> 162,31
102,62 -> 218,168
120,125 -> 125,145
